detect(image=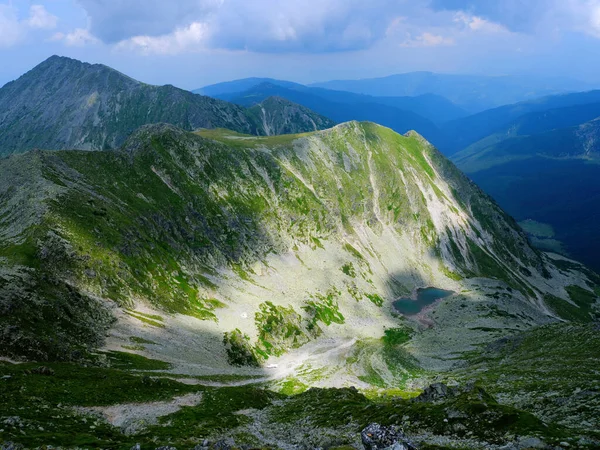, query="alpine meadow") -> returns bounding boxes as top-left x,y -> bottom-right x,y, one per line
1,2 -> 600,450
